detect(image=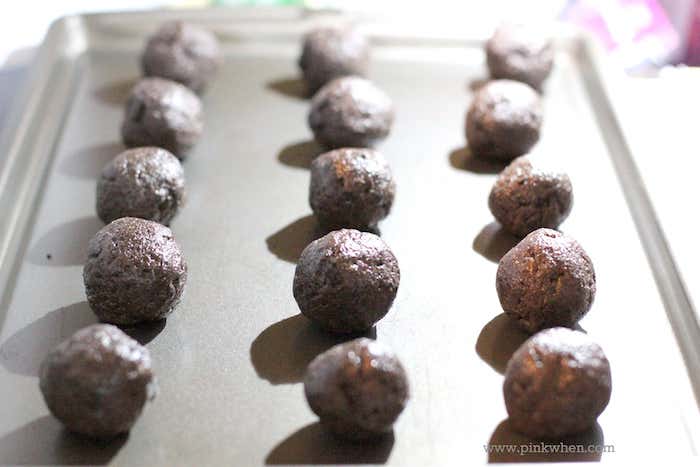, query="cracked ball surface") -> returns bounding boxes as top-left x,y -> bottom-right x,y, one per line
504,327 -> 611,439
496,228 -> 595,333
